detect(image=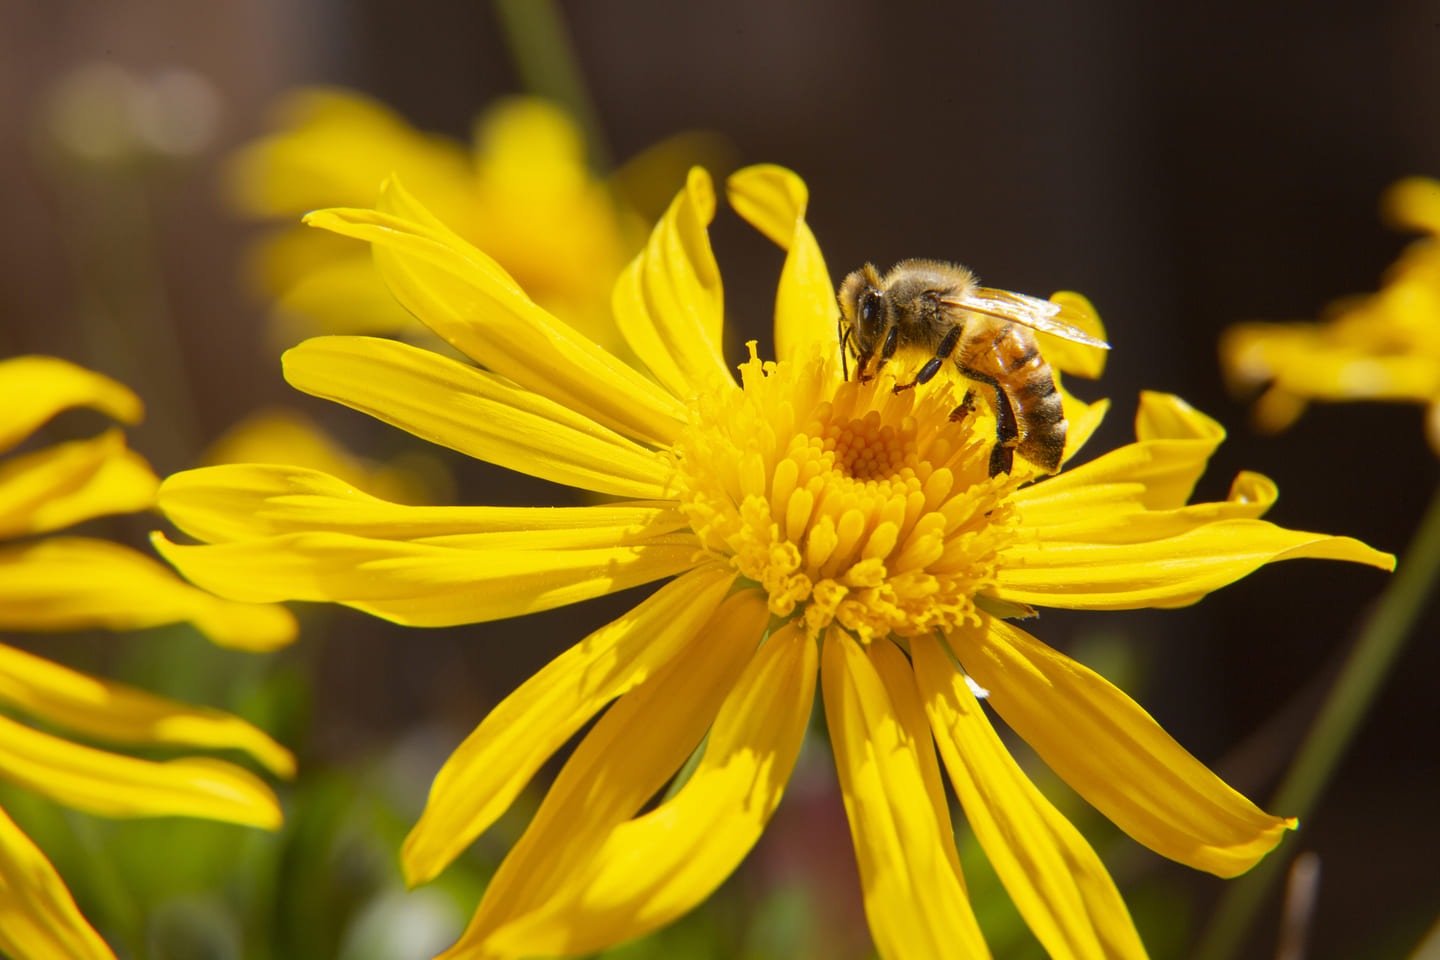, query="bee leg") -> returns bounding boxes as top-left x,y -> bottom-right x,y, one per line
862,326 -> 901,383
958,366 -> 1019,477
894,325 -> 963,394
838,322 -> 852,380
